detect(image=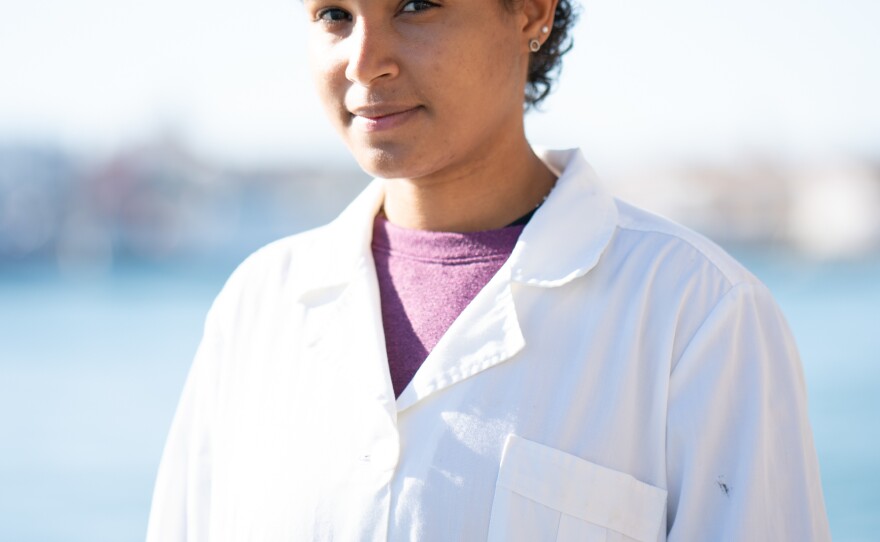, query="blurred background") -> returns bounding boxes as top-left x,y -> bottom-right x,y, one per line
1,0 -> 877,540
